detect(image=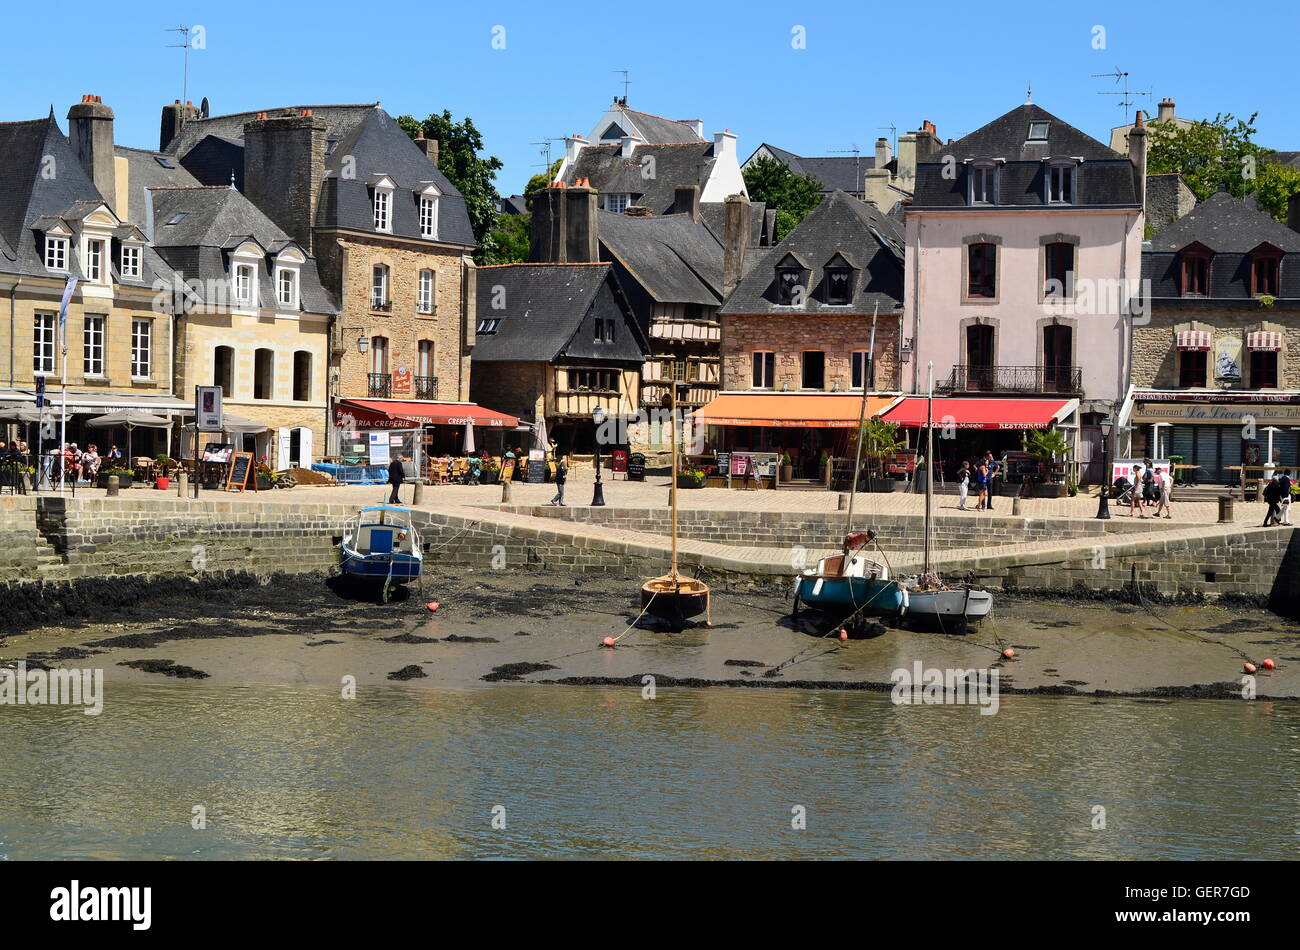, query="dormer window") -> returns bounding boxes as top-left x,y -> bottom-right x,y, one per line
233,263 -> 256,305
1048,162 -> 1075,203
775,254 -> 809,305
1179,243 -> 1213,297
419,191 -> 439,239
1249,244 -> 1282,297
84,238 -> 106,283
373,186 -> 392,232
44,236 -> 68,271
277,267 -> 298,308
970,163 -> 996,205
120,244 -> 141,279
604,193 -> 629,213
823,253 -> 856,305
